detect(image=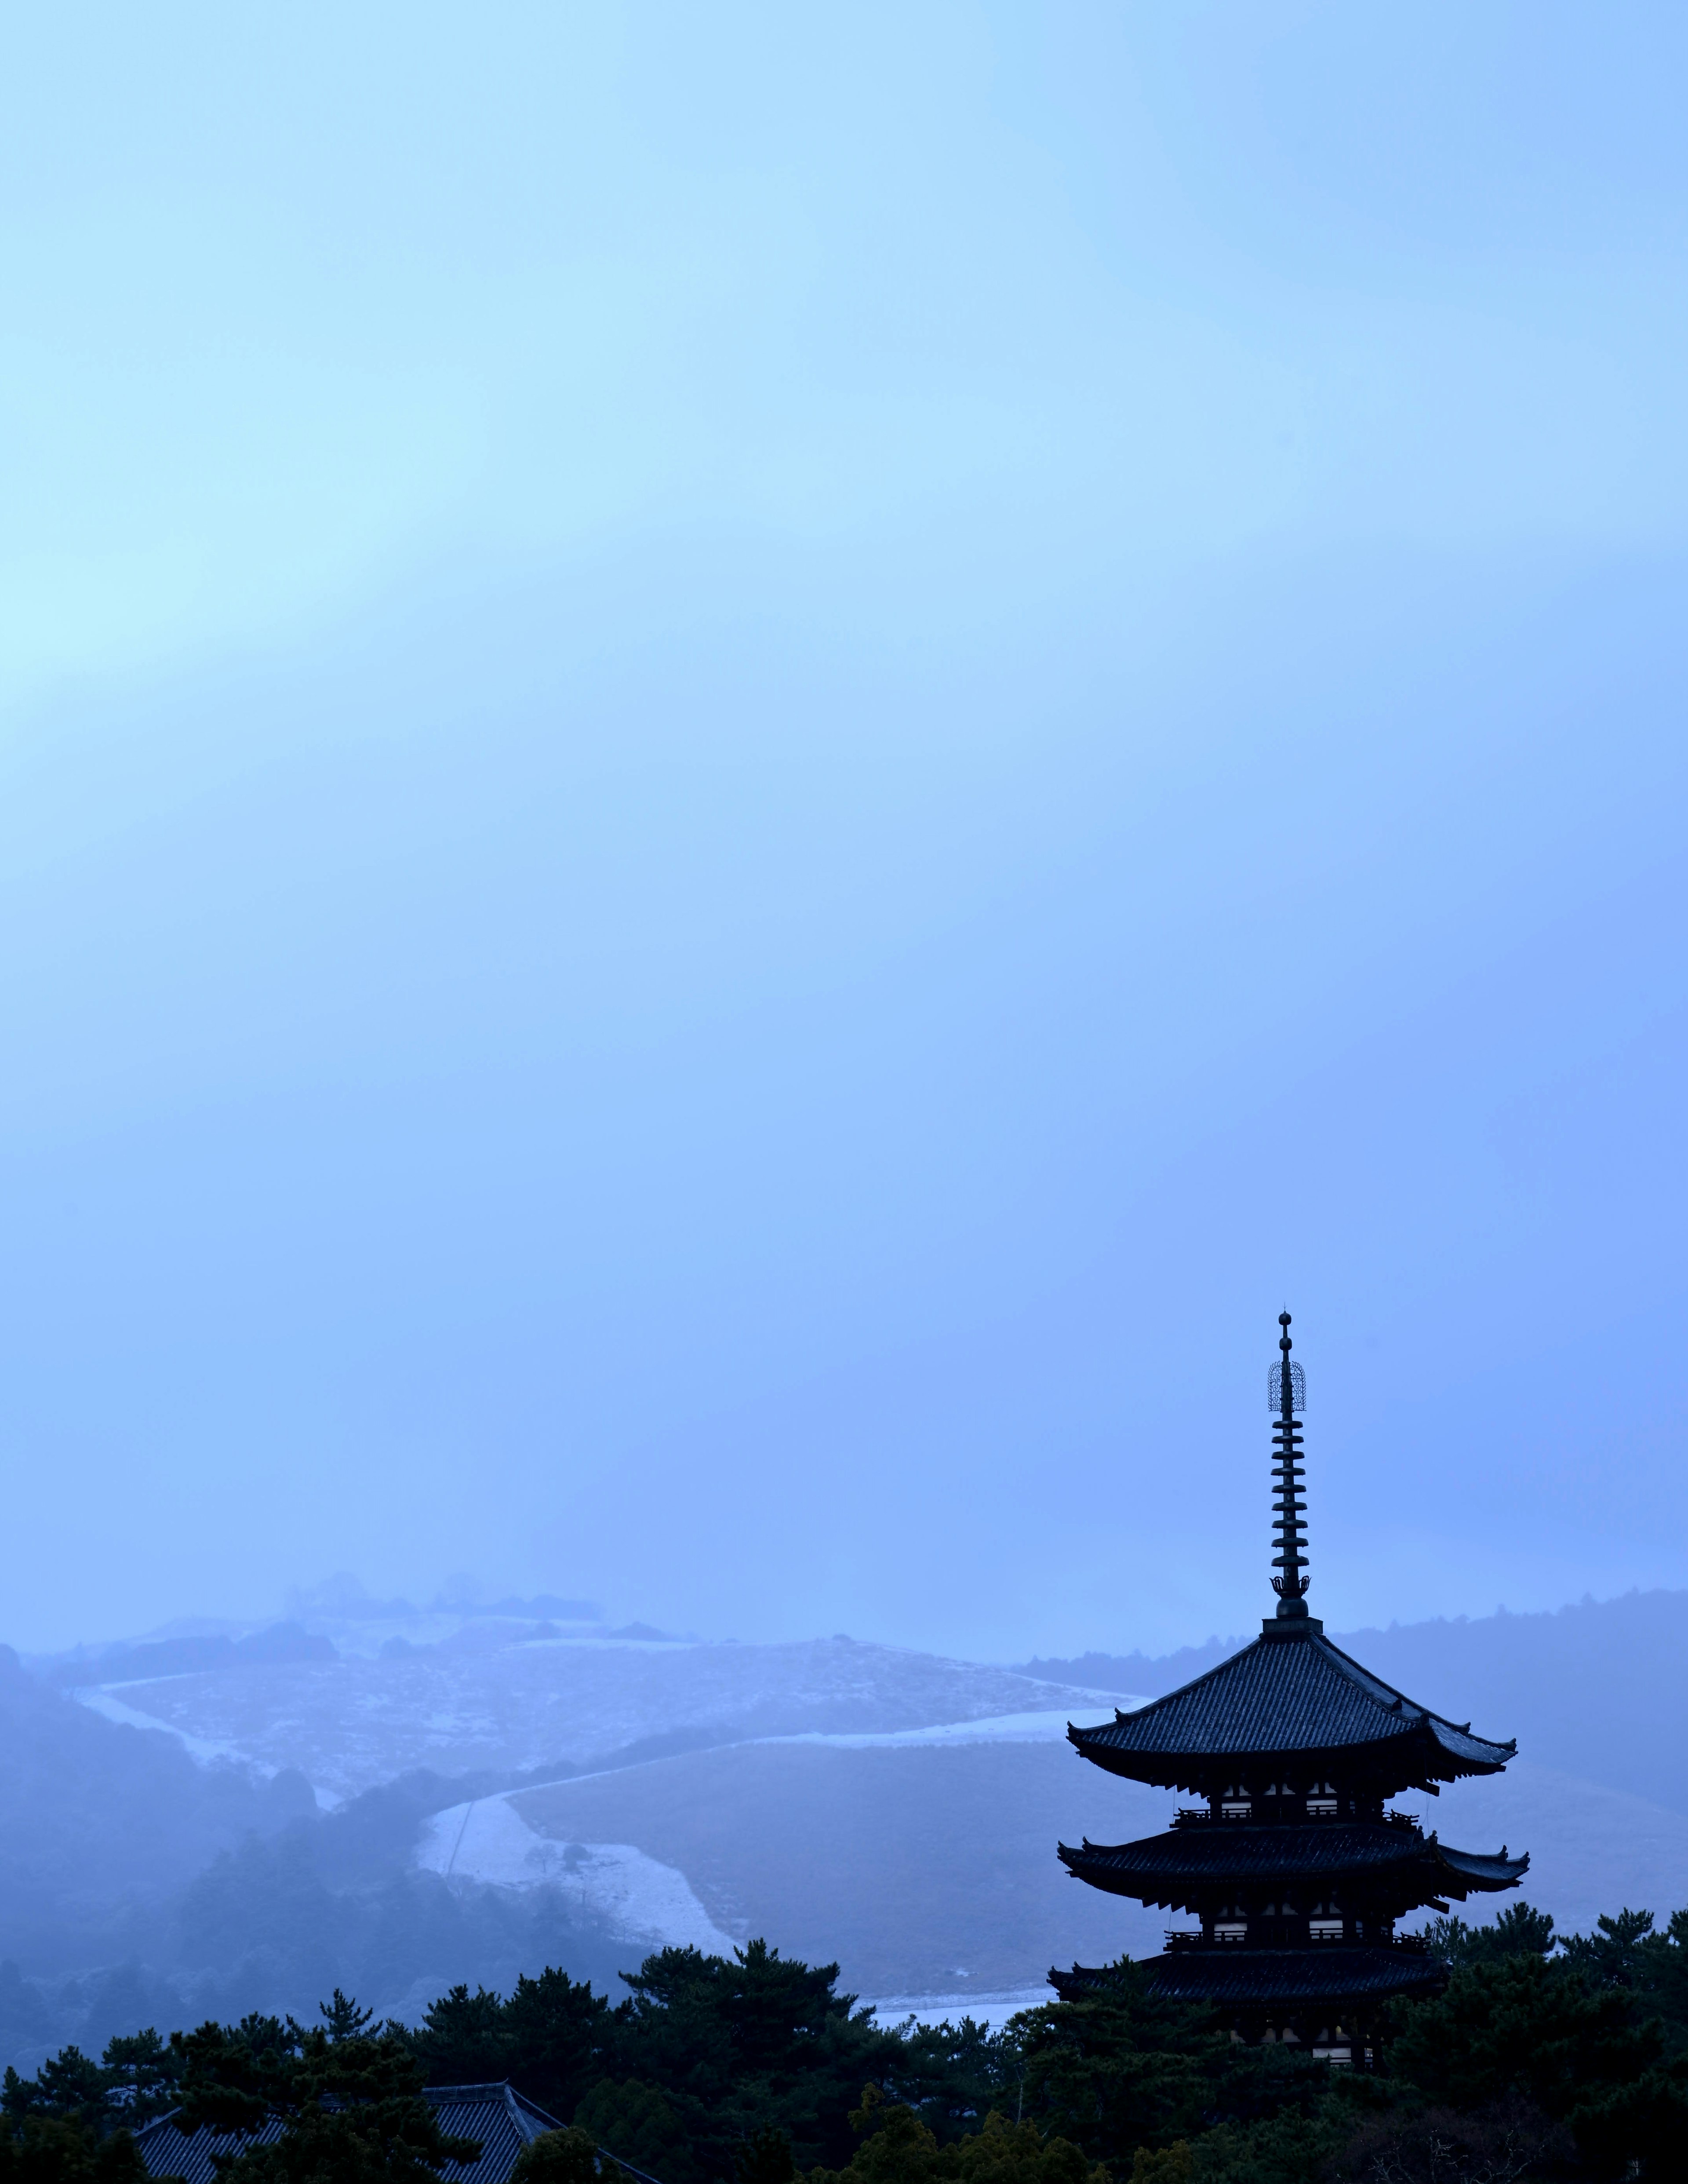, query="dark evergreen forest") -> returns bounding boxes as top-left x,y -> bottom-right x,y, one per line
4,1904 -> 1688,2183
